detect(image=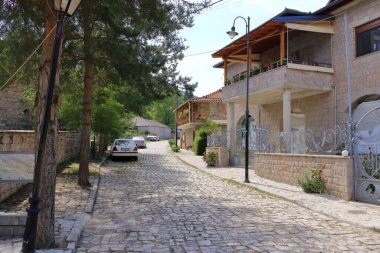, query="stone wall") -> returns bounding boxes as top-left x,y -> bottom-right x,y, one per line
254,153 -> 354,200
0,82 -> 32,130
0,130 -> 80,164
0,131 -> 80,202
